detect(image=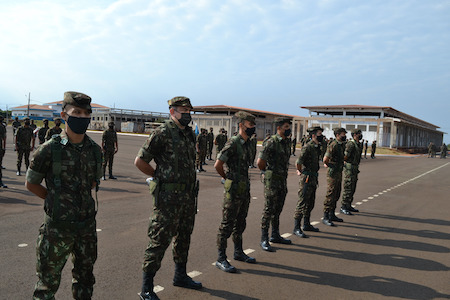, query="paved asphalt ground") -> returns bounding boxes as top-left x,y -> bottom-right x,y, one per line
1,128 -> 449,300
